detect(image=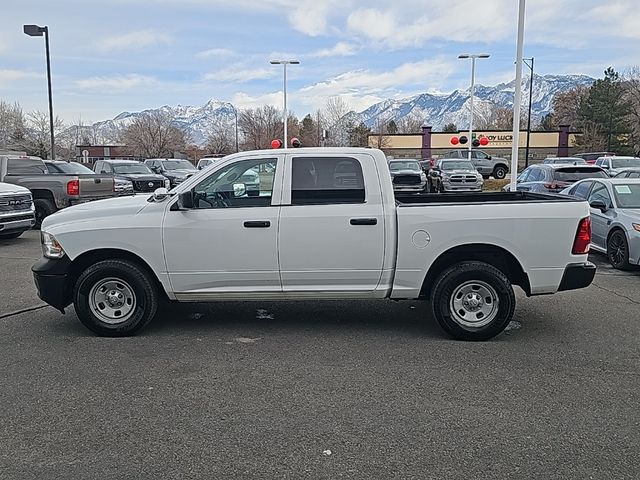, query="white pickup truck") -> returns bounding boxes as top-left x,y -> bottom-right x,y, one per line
32,148 -> 595,340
